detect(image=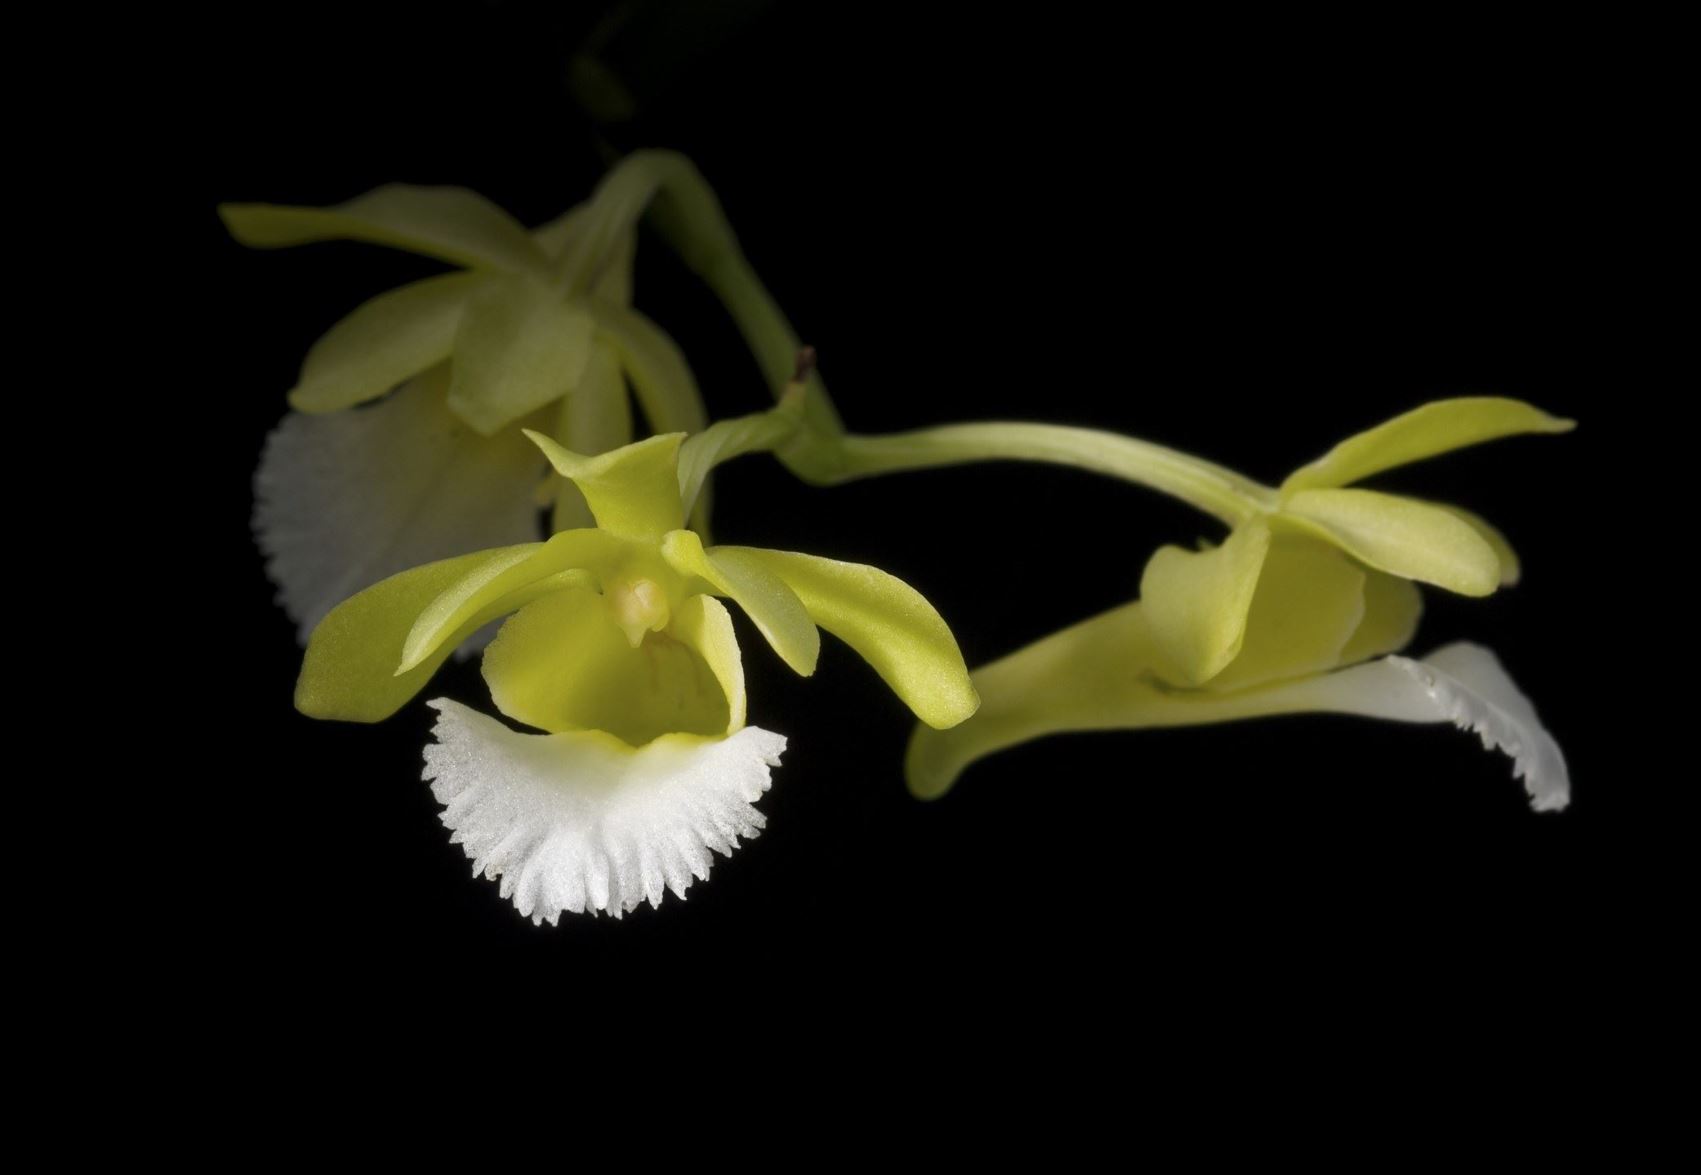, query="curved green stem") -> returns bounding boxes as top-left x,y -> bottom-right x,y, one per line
568,151 -> 844,448
579,152 -> 1277,526
821,424 -> 1276,526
